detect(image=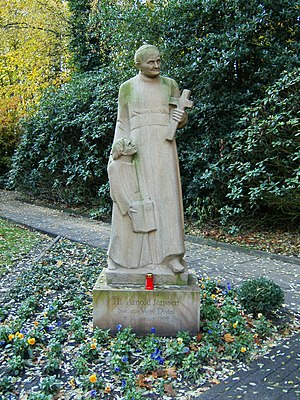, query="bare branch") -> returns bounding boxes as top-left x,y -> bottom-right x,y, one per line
0,22 -> 70,37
